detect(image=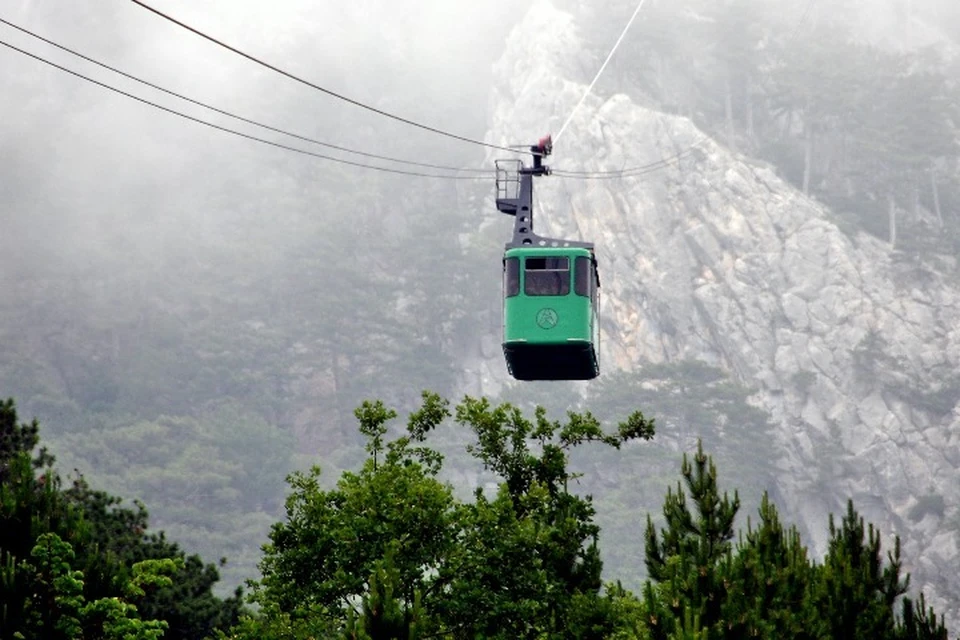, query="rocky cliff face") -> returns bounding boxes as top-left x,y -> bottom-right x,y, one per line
476,0 -> 960,622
